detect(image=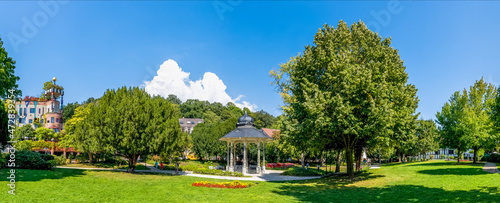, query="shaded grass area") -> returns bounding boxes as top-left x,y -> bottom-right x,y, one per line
1,160 -> 499,202
64,163 -> 149,170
